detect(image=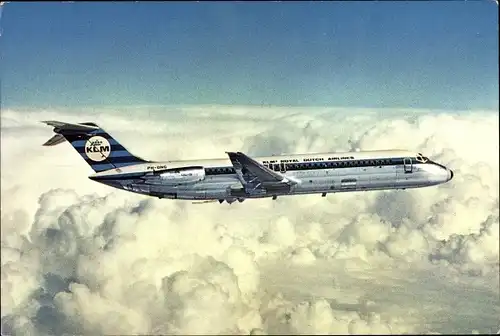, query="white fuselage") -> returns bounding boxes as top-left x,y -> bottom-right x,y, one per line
89,149 -> 453,203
